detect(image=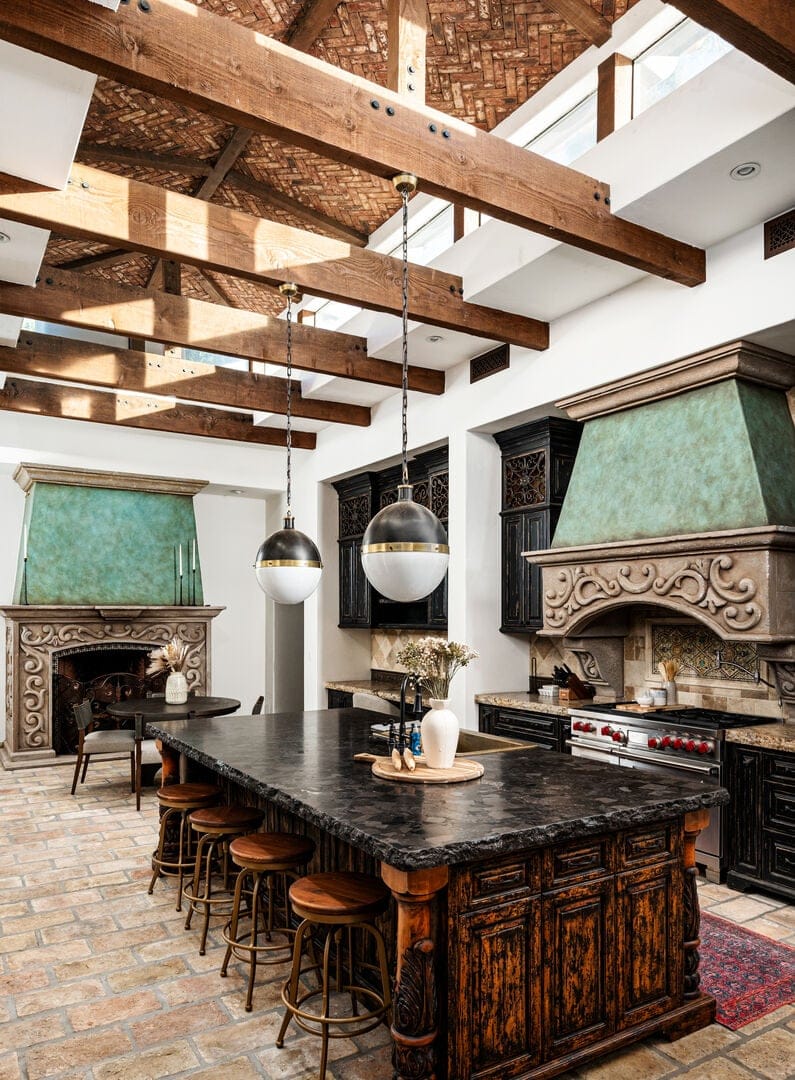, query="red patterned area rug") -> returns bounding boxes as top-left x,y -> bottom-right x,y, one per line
699,911 -> 795,1029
